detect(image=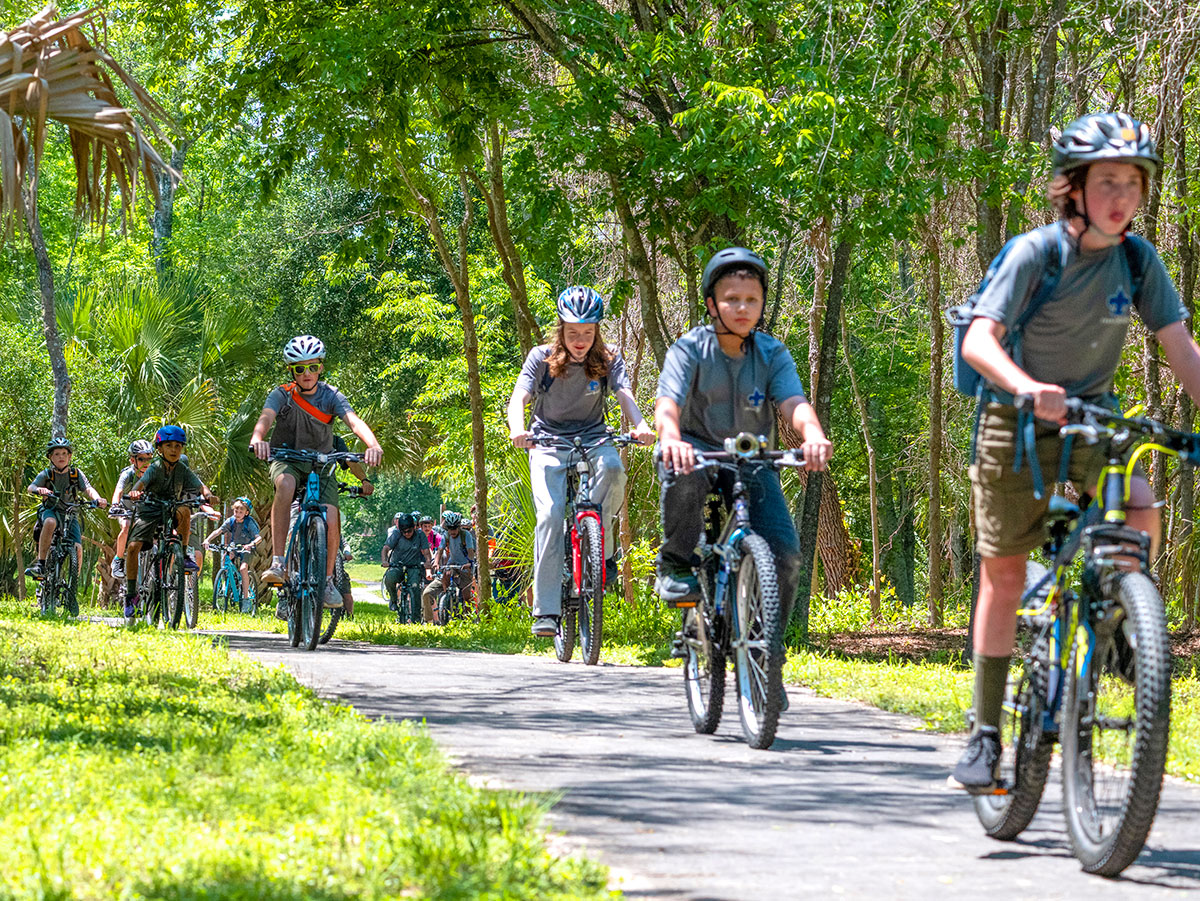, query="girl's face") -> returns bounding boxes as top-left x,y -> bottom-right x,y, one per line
562,323 -> 597,362
289,359 -> 323,390
1074,161 -> 1144,237
706,274 -> 765,339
